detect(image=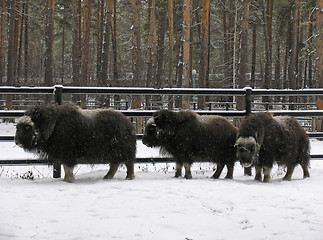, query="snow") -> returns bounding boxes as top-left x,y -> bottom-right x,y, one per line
1,122 -> 323,240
